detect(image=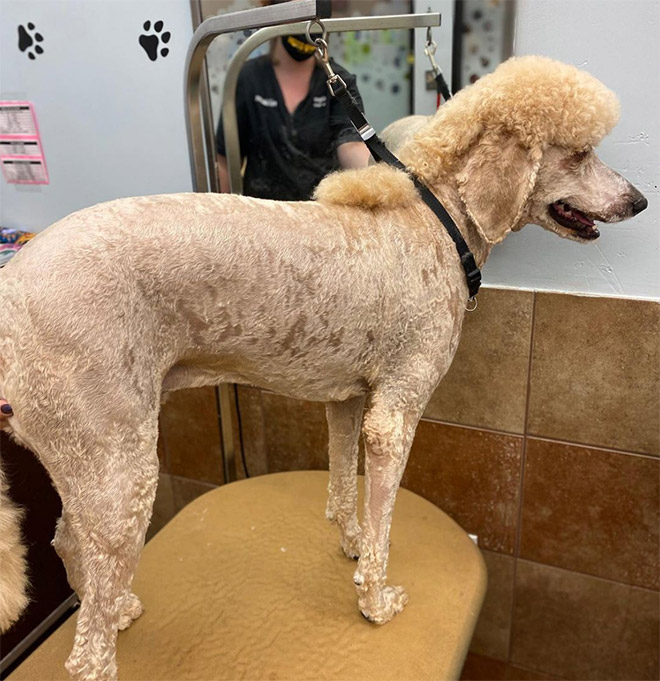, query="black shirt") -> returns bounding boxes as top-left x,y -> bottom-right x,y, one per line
216,55 -> 364,201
